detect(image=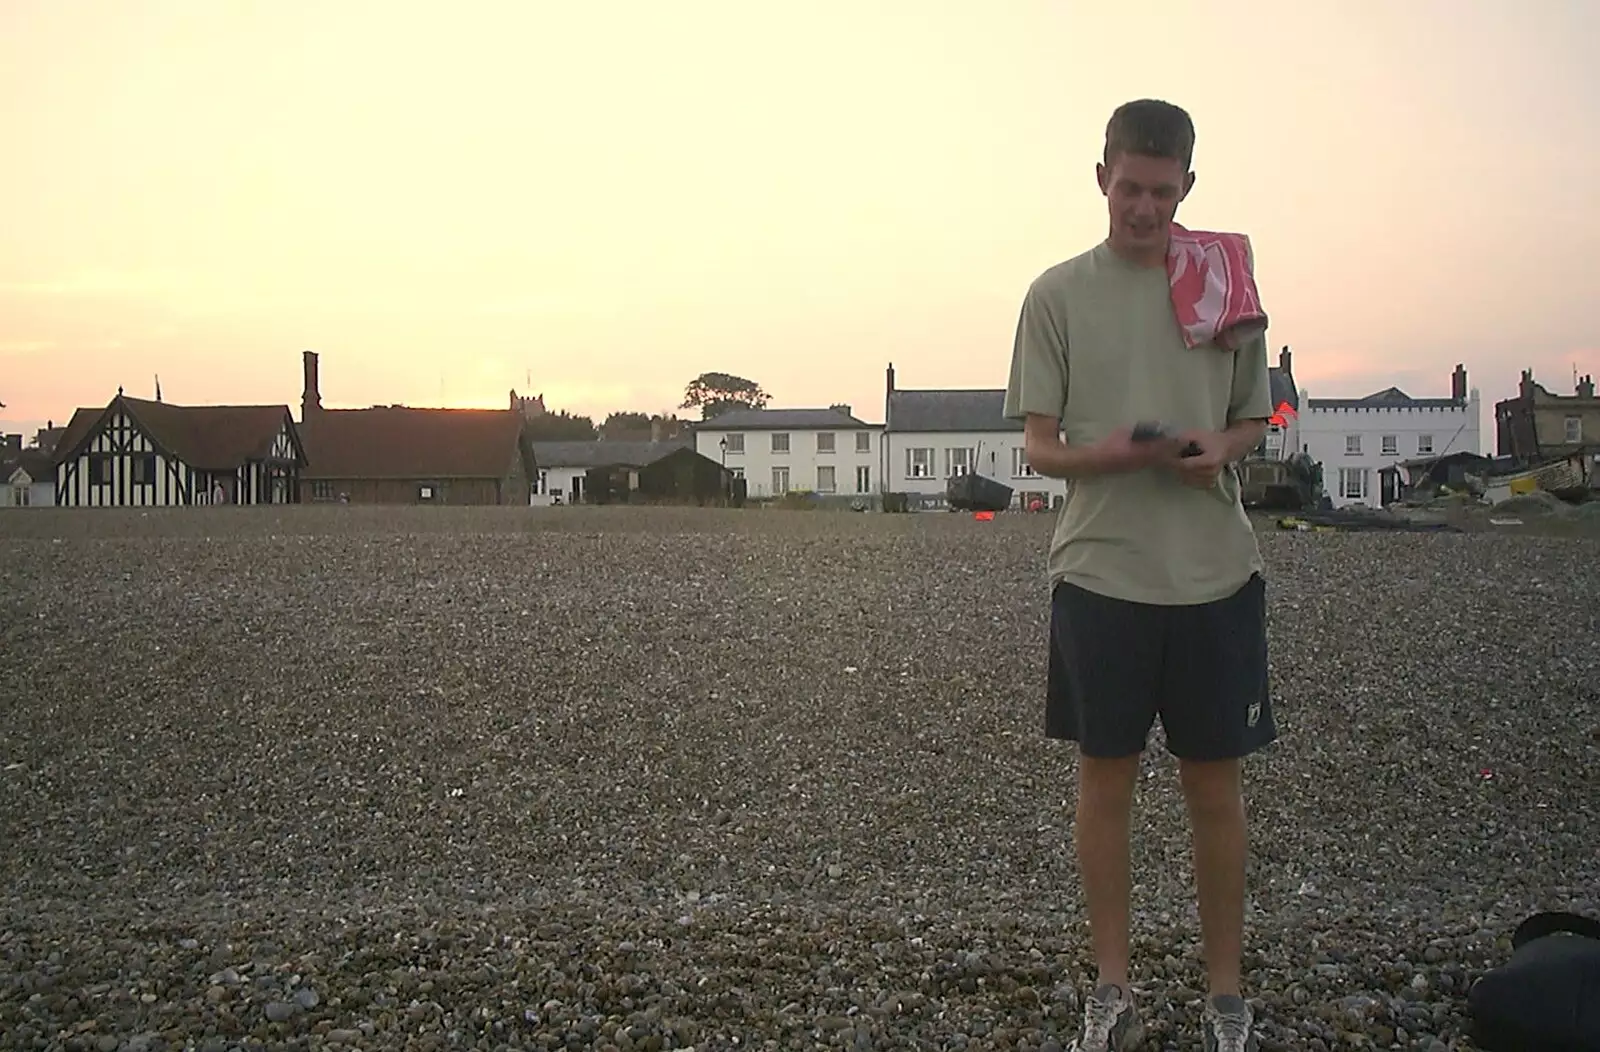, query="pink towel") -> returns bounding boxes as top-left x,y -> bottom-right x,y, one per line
1166,223 -> 1268,350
